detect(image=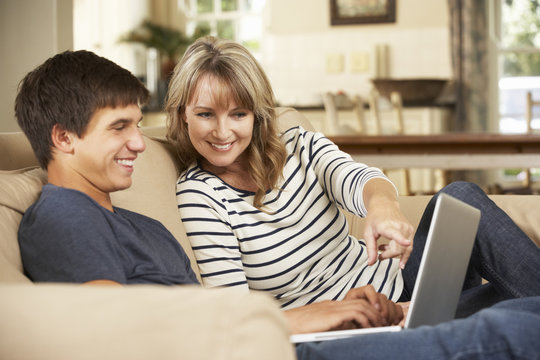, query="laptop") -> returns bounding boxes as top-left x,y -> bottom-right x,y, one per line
290,193 -> 481,343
